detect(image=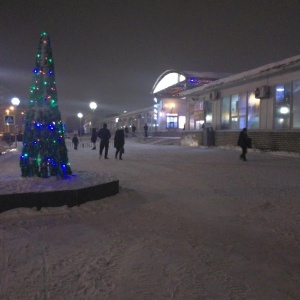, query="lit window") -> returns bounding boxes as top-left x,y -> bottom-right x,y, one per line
274,83 -> 291,129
